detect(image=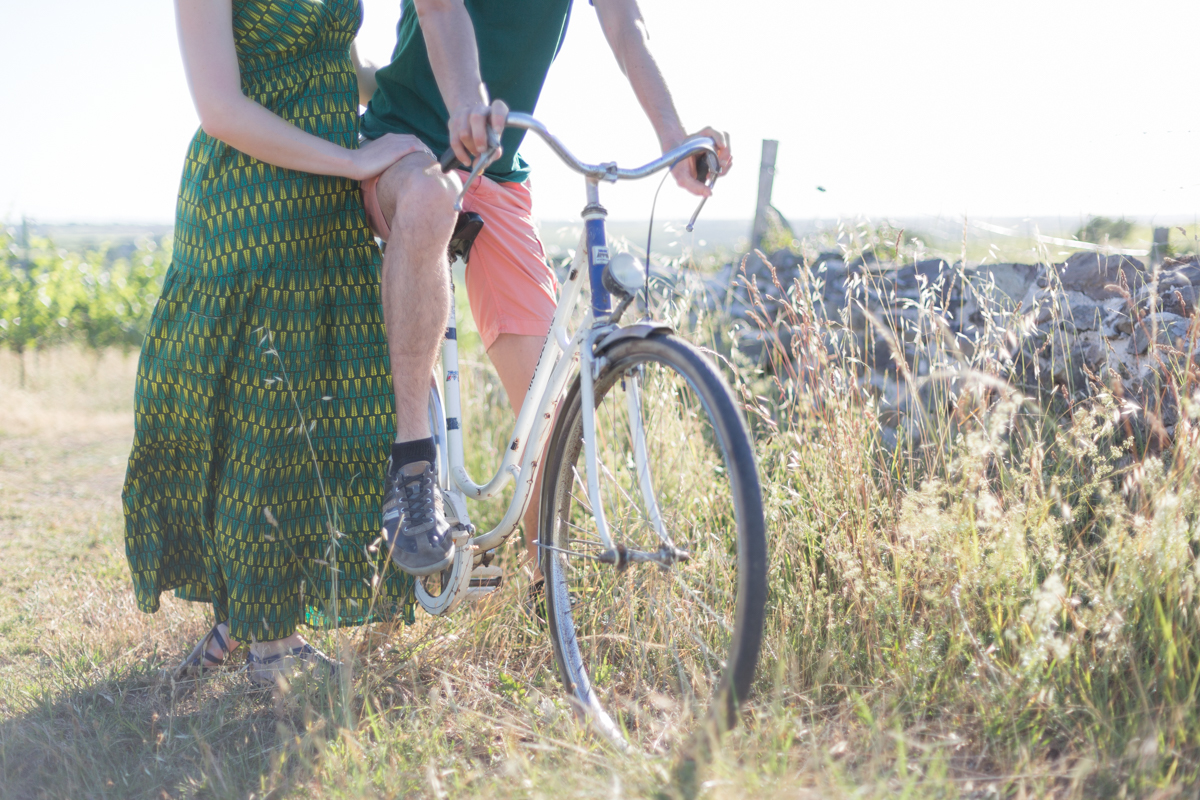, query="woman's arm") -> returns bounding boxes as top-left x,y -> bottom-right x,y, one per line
176,0 -> 422,180
351,42 -> 378,107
